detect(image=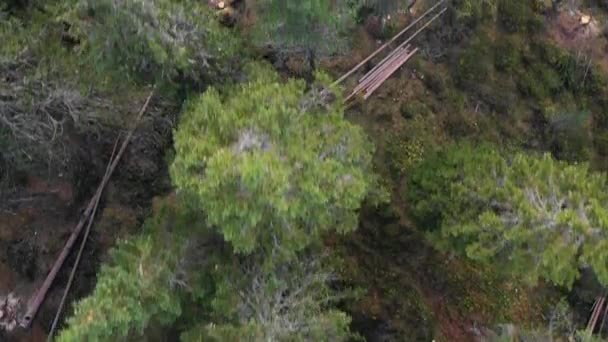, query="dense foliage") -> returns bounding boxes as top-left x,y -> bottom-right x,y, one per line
409,143 -> 608,288
0,0 -> 241,180
57,202 -> 197,341
171,62 -> 382,257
